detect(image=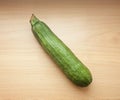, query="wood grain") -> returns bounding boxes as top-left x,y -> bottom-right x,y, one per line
0,0 -> 120,99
